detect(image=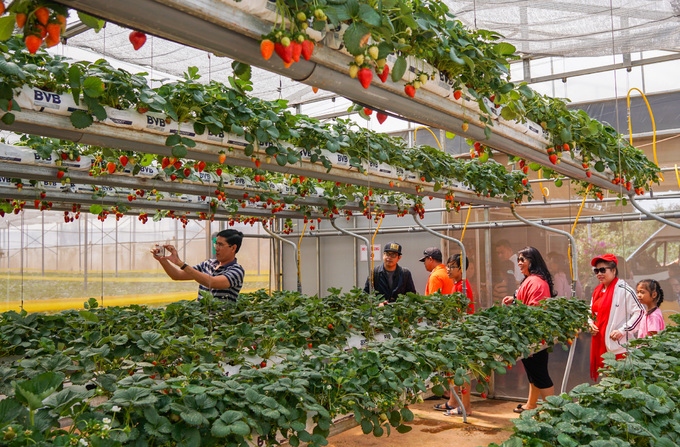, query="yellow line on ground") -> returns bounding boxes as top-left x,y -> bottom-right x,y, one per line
0,274 -> 270,283
0,286 -> 269,313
